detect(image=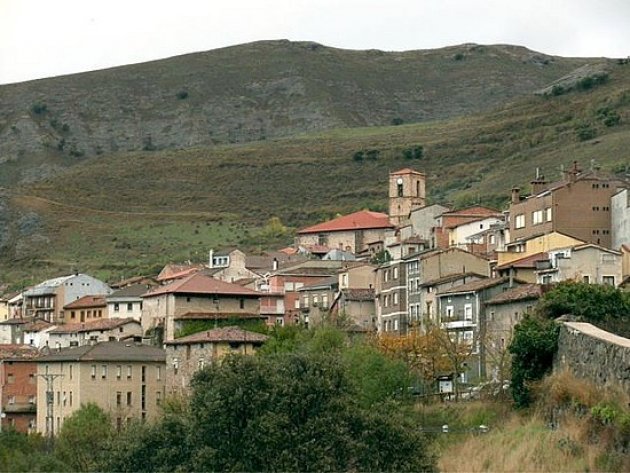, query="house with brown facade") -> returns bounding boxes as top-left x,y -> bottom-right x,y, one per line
0,345 -> 39,433
164,327 -> 268,395
142,273 -> 261,341
63,295 -> 108,323
508,163 -> 627,249
36,341 -> 166,435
